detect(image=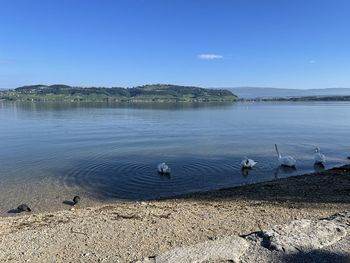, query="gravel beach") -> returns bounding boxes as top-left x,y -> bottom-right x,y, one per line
0,165 -> 349,262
